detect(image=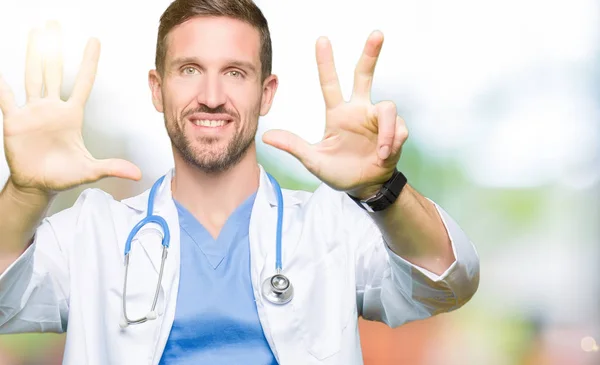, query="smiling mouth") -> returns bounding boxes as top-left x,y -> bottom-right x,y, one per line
191,119 -> 229,127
